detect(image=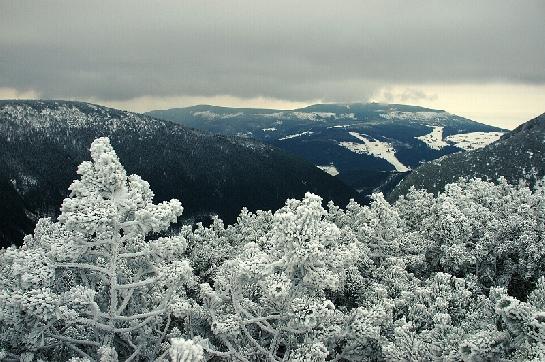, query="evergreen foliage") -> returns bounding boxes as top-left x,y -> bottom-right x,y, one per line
2,138 -> 545,361
0,100 -> 358,247
391,112 -> 545,201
